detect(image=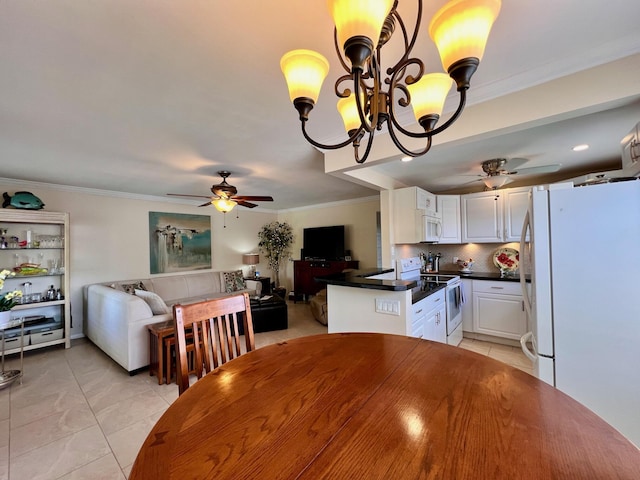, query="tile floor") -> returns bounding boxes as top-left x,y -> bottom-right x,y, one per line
0,302 -> 532,479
